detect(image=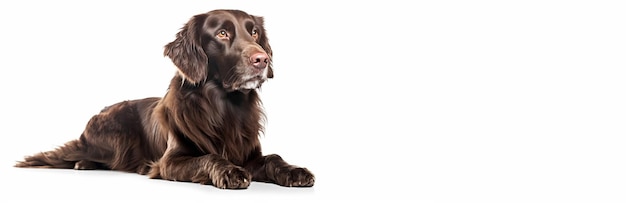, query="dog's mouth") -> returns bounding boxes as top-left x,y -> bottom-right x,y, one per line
223,75 -> 266,92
